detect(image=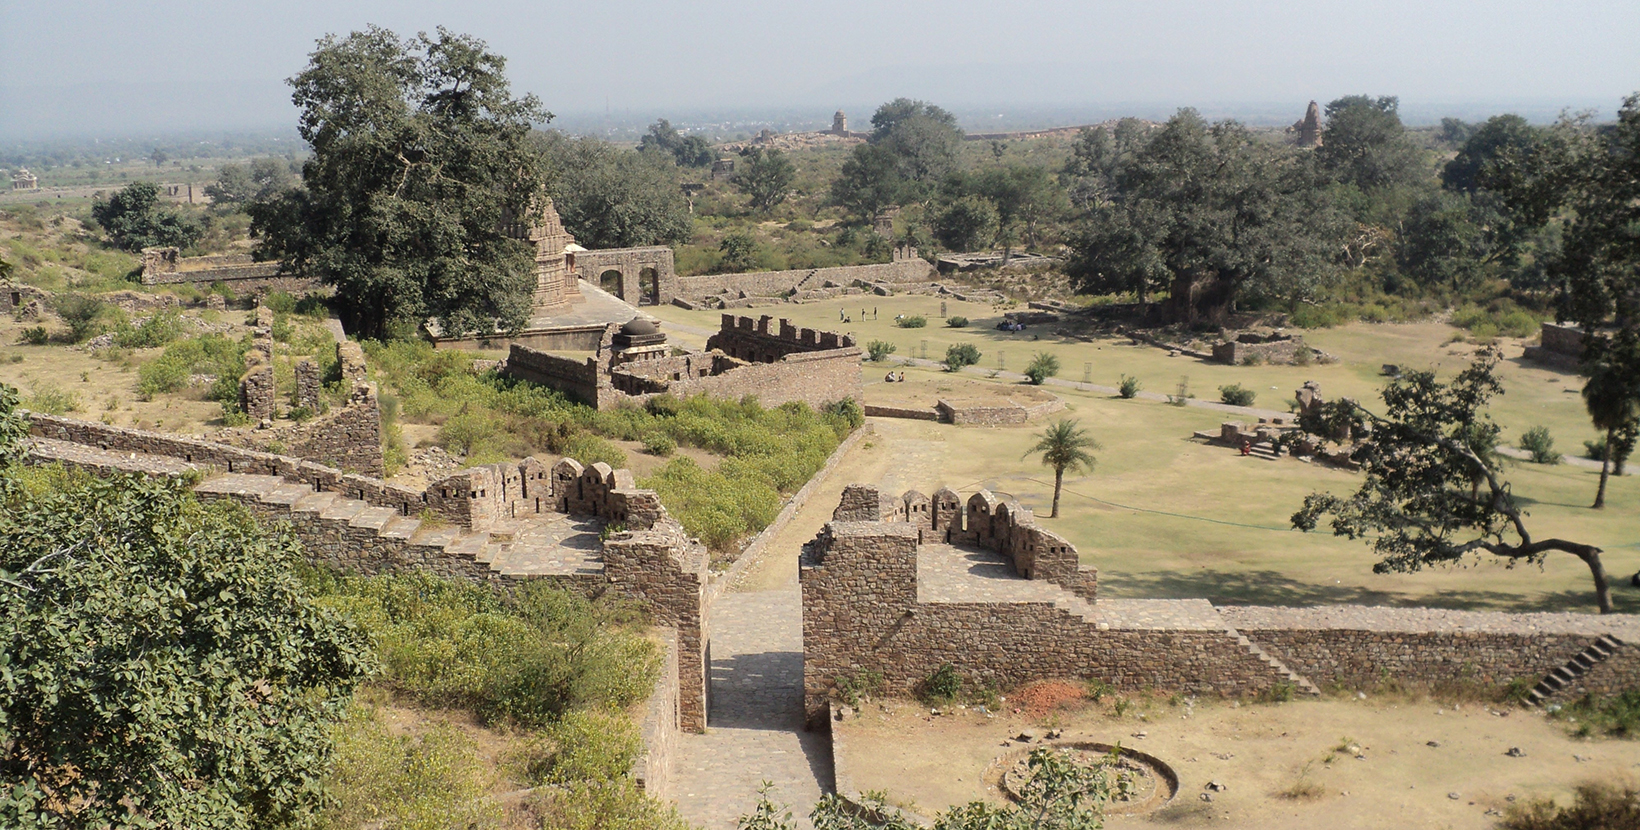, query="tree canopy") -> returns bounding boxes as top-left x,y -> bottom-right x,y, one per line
249,26 -> 551,339
1316,95 -> 1426,194
91,180 -> 202,252
734,146 -> 797,212
539,132 -> 694,250
0,383 -> 370,827
637,118 -> 715,168
1291,354 -> 1618,613
205,157 -> 298,209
